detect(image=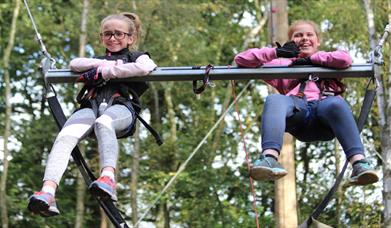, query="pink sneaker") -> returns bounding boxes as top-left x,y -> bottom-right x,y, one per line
28,191 -> 60,217
89,176 -> 117,201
